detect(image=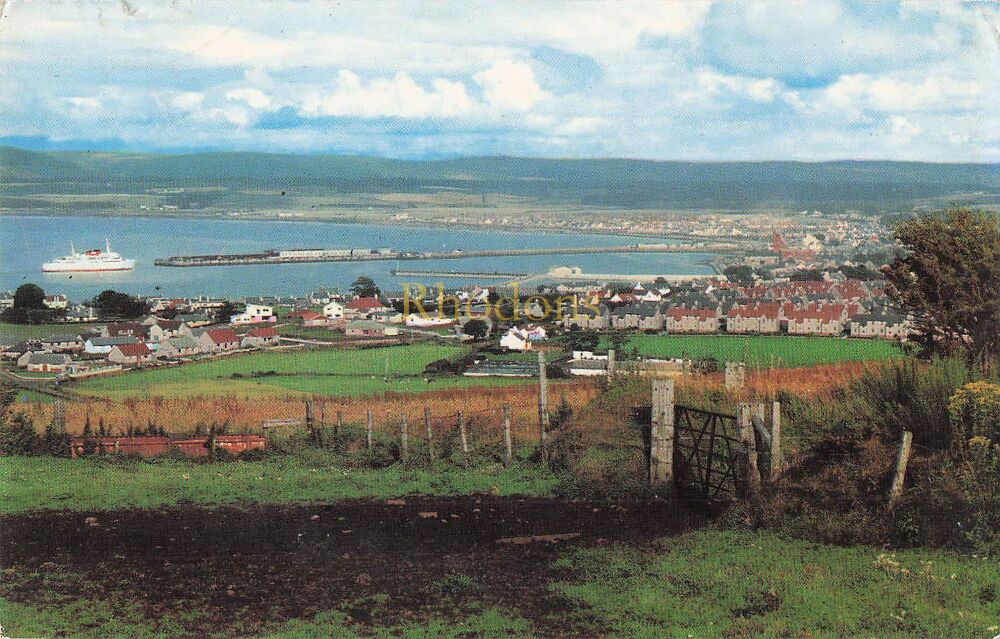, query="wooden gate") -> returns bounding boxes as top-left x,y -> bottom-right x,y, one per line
672,405 -> 743,500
